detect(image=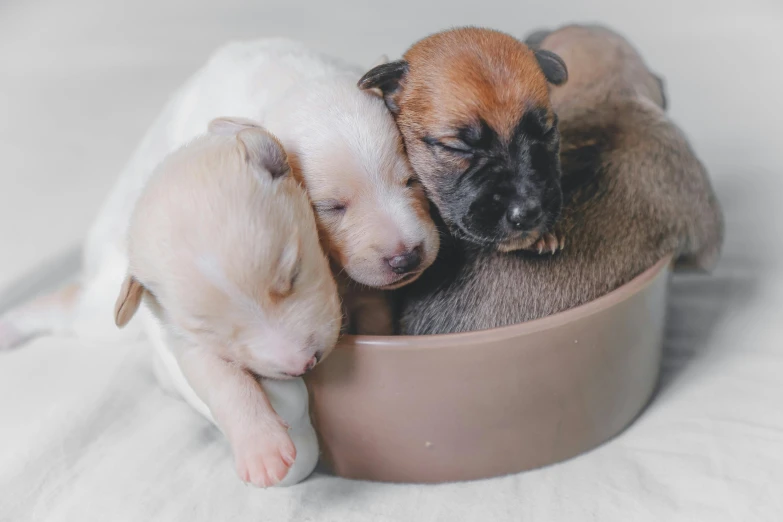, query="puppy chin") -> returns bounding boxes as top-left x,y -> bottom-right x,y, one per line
495,234 -> 541,253
379,271 -> 423,290
246,362 -> 306,381
344,265 -> 423,290
449,219 -> 543,253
